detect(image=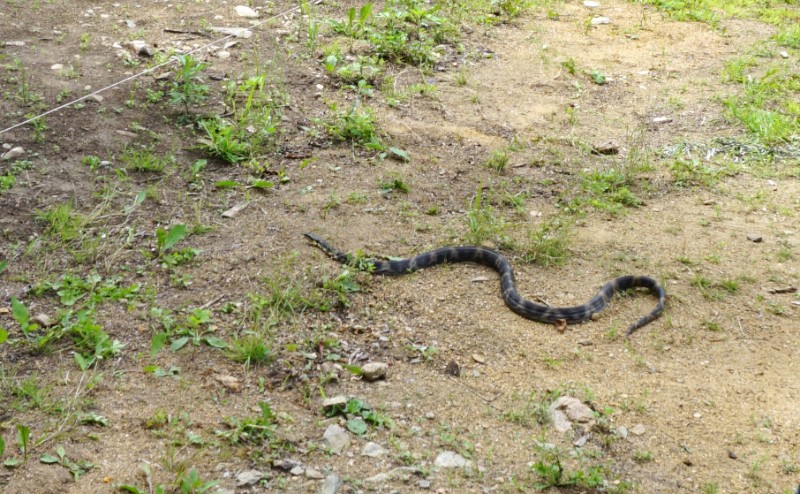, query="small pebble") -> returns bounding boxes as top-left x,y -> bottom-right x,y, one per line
590,16 -> 611,25
361,362 -> 388,381
235,5 -> 259,17
630,424 -> 646,436
747,234 -> 763,243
